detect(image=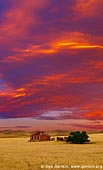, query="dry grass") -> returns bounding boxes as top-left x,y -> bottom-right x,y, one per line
0,134 -> 103,170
